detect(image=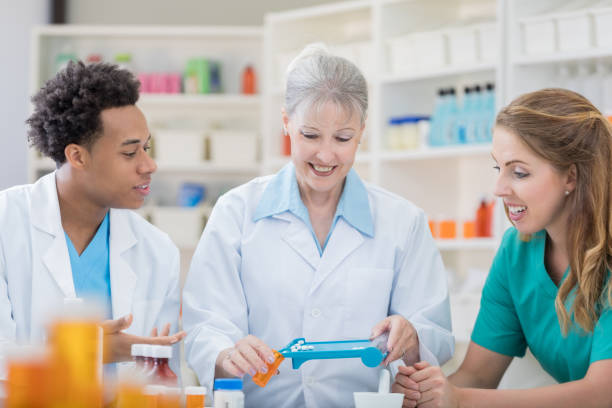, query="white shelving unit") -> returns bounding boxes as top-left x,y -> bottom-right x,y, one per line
29,25 -> 264,259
